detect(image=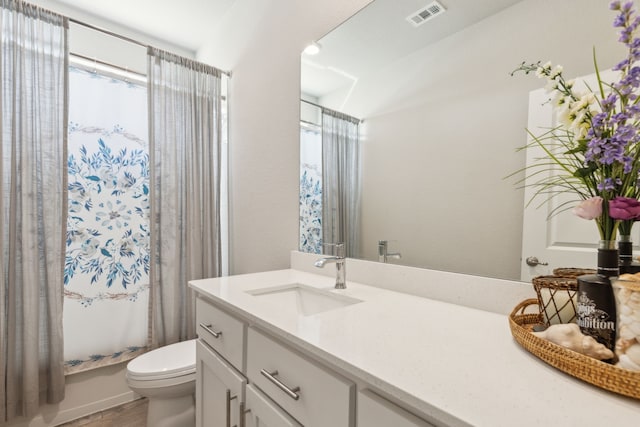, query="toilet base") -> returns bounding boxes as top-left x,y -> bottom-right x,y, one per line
147,394 -> 195,427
